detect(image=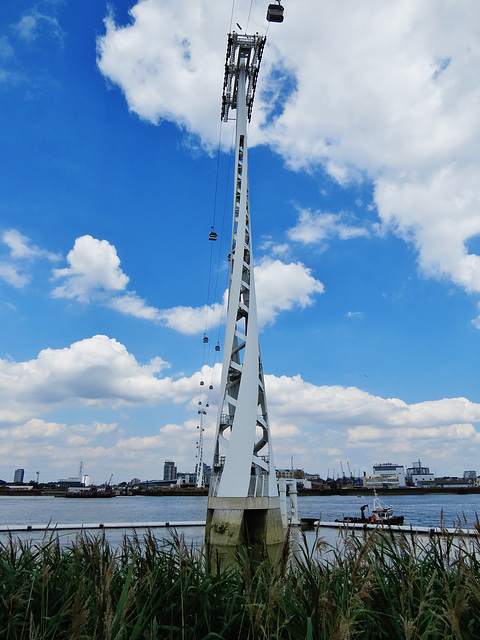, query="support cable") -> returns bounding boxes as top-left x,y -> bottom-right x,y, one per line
245,0 -> 255,32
